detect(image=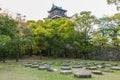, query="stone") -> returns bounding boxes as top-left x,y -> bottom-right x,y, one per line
90,62 -> 97,66
44,64 -> 50,67
103,70 -> 114,73
38,66 -> 48,70
92,70 -> 102,75
97,65 -> 105,68
83,64 -> 91,67
112,64 -> 118,66
72,65 -> 82,68
47,68 -> 58,72
105,64 -> 112,67
38,64 -> 50,70
23,63 -> 32,67
60,70 -> 72,74
62,63 -> 70,66
30,65 -> 39,68
111,67 -> 120,70
72,61 -> 79,65
32,62 -> 38,65
86,67 -> 97,70
61,66 -> 71,70
74,71 -> 92,78
81,62 -> 88,65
